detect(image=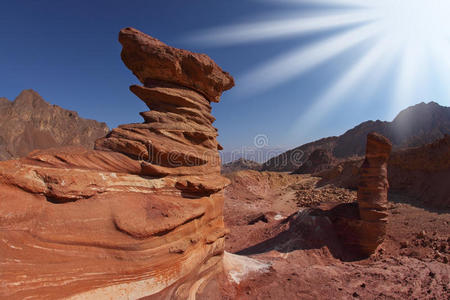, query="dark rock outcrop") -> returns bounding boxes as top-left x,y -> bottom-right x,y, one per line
263,136 -> 337,172
292,149 -> 334,174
